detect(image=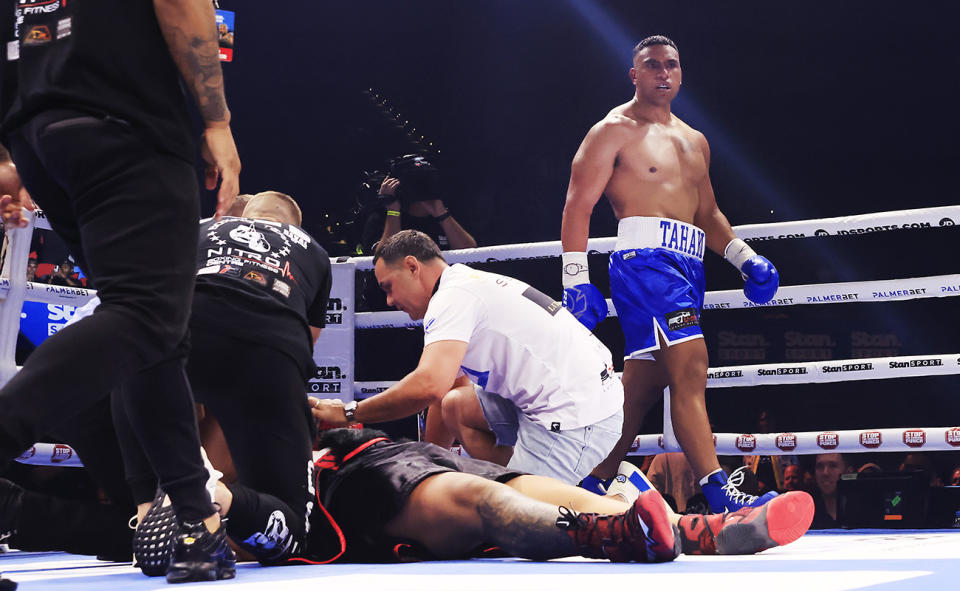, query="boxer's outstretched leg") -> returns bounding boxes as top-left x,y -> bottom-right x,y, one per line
385,472 -> 574,560
386,472 -> 678,562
